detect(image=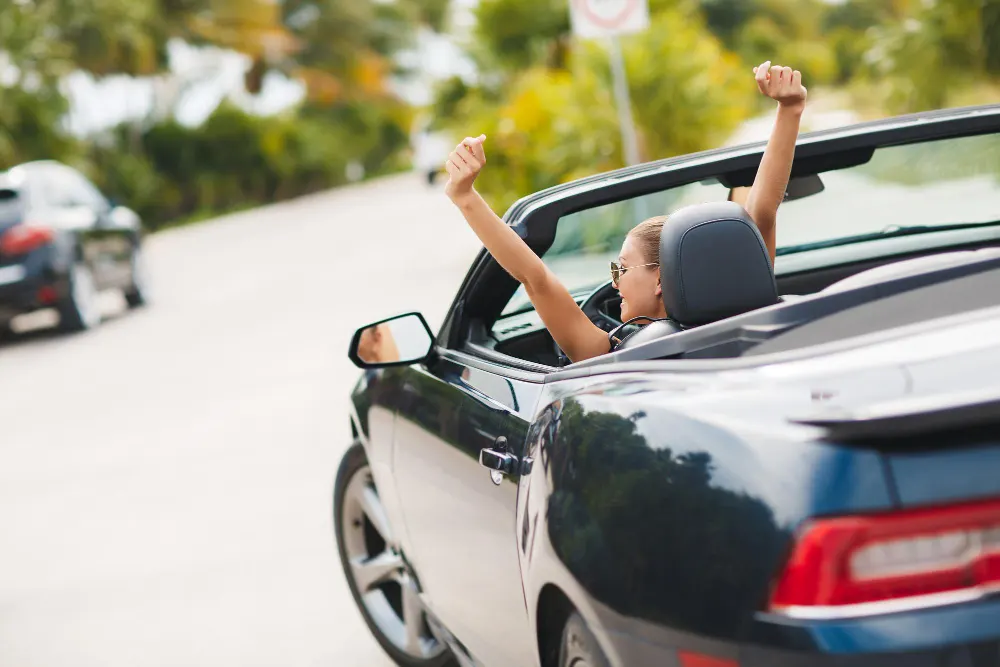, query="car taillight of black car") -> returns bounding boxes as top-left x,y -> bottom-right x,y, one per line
0,223 -> 54,256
